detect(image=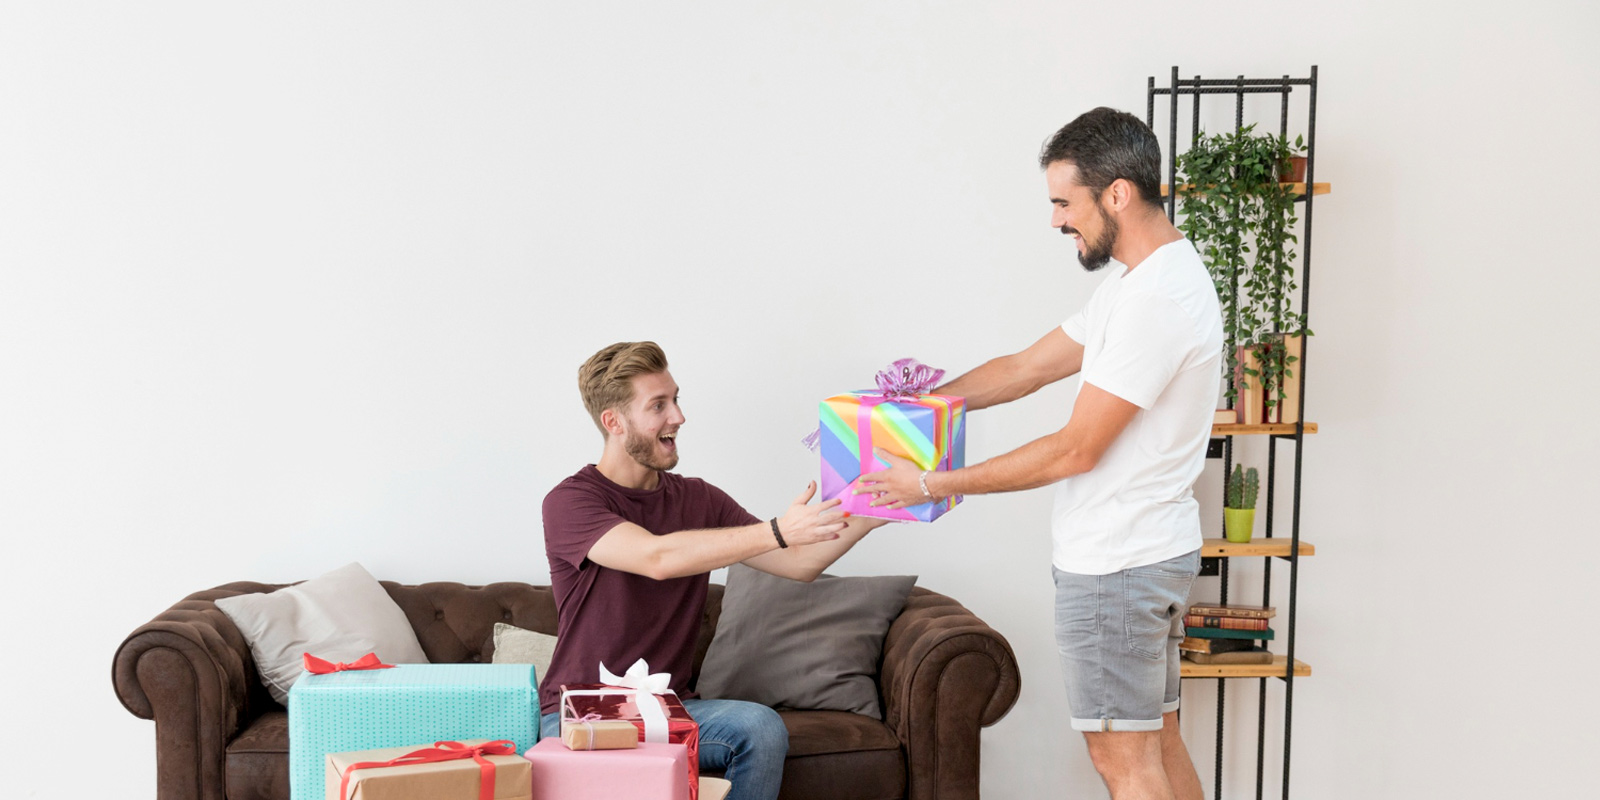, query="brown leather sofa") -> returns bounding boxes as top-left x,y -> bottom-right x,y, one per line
114,579 -> 1020,800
